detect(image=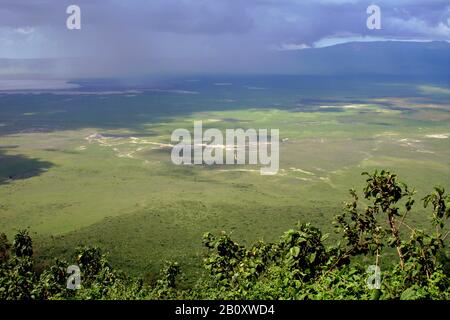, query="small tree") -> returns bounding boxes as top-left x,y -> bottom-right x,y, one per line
334,170 -> 449,299
13,230 -> 33,258
362,170 -> 415,268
